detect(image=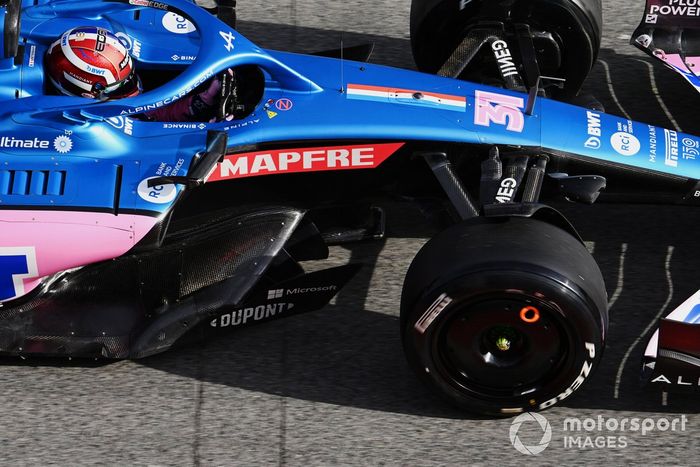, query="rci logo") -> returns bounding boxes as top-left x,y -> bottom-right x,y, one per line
509,412 -> 552,455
